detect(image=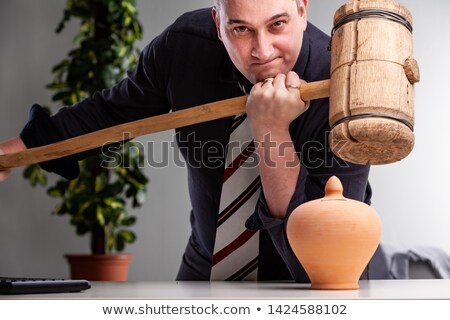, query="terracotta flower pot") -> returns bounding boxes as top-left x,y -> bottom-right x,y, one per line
65,254 -> 132,281
286,176 -> 381,290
